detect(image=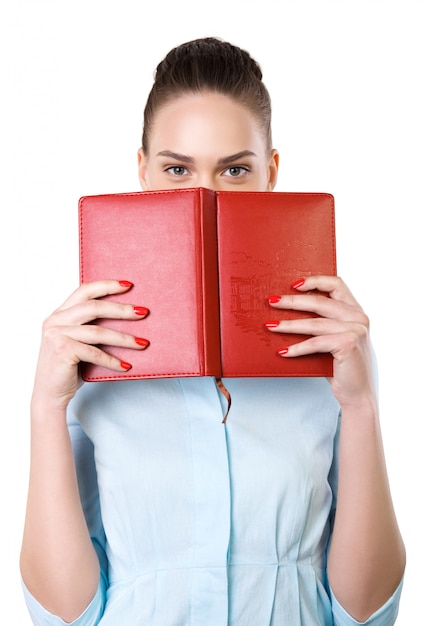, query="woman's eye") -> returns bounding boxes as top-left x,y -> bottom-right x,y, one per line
166,166 -> 189,176
224,166 -> 249,177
